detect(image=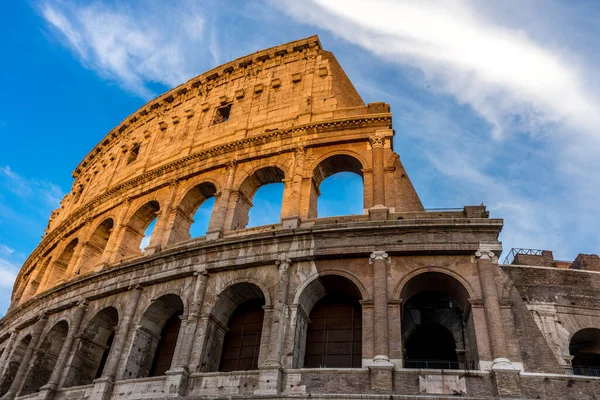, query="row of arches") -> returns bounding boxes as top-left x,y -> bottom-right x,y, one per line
1,271 -> 492,397
18,155 -> 366,303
